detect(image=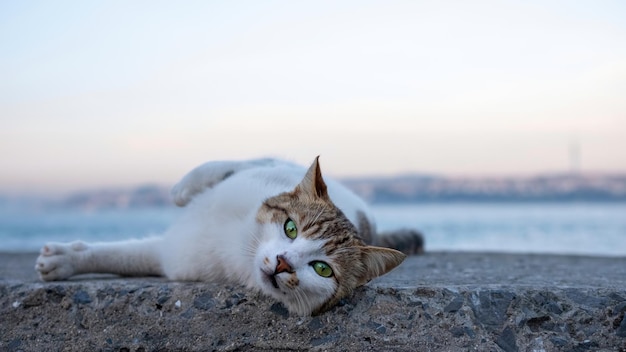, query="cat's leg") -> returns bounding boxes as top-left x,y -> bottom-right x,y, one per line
171,158 -> 290,206
35,237 -> 164,281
